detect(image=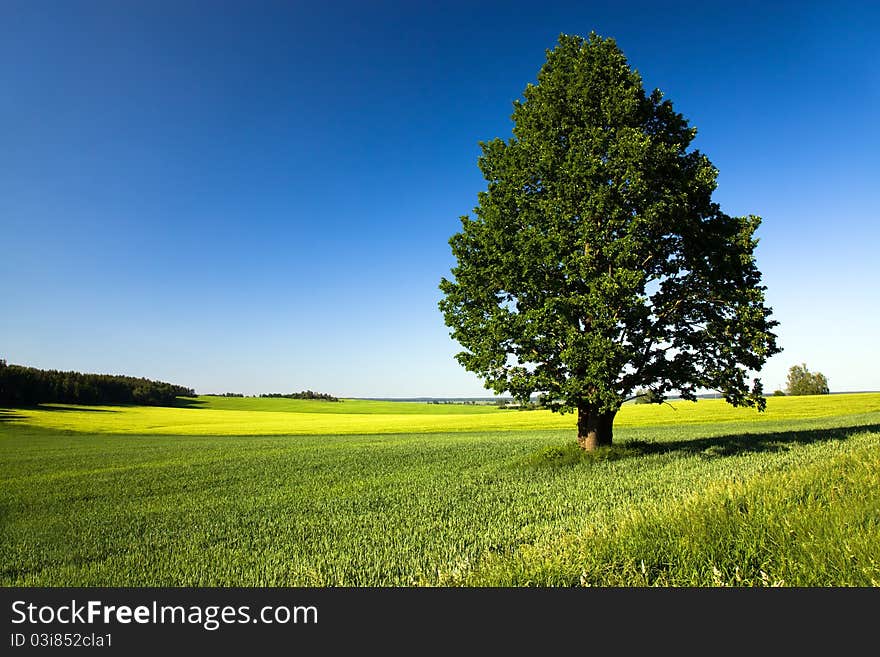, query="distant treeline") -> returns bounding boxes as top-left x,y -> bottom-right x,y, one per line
0,360 -> 195,407
260,391 -> 339,401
